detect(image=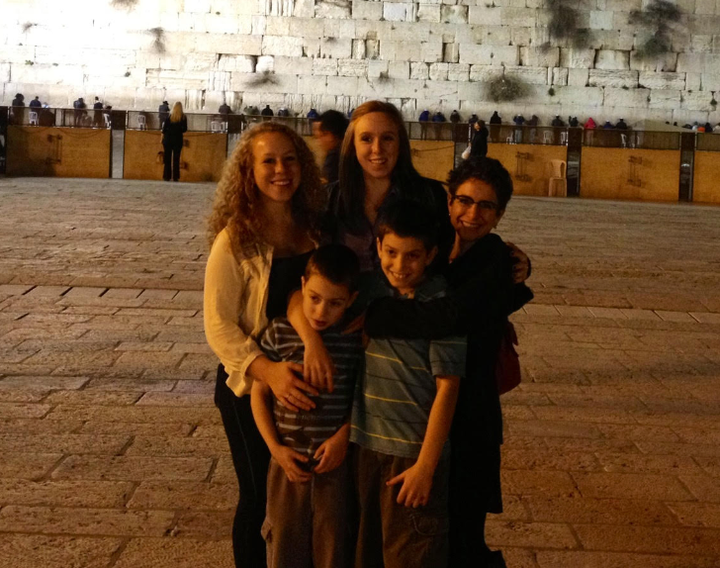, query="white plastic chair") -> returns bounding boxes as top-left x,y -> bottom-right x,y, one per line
137,115 -> 147,130
560,131 -> 568,145
621,133 -> 628,148
103,113 -> 112,129
28,111 -> 39,126
210,120 -> 222,133
543,131 -> 552,144
547,160 -> 567,197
